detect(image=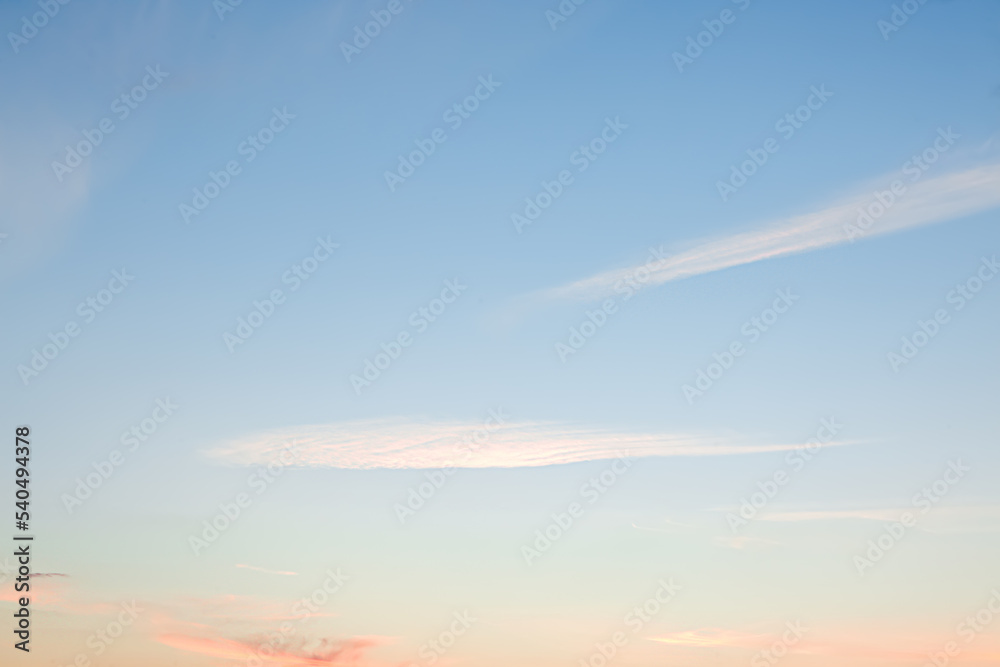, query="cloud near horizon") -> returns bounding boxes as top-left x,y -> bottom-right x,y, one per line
538,161 -> 1000,303
645,627 -> 989,662
203,418 -> 862,470
158,633 -> 379,666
